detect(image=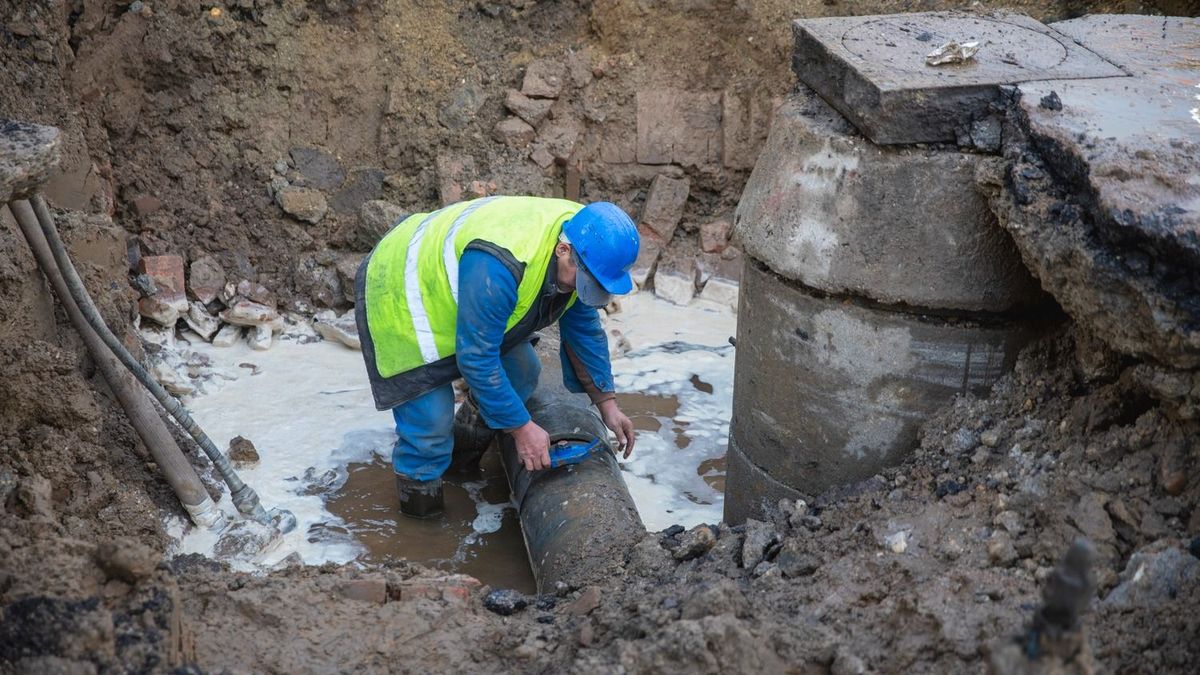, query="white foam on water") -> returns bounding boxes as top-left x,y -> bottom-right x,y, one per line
605,293 -> 737,531
166,291 -> 736,567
